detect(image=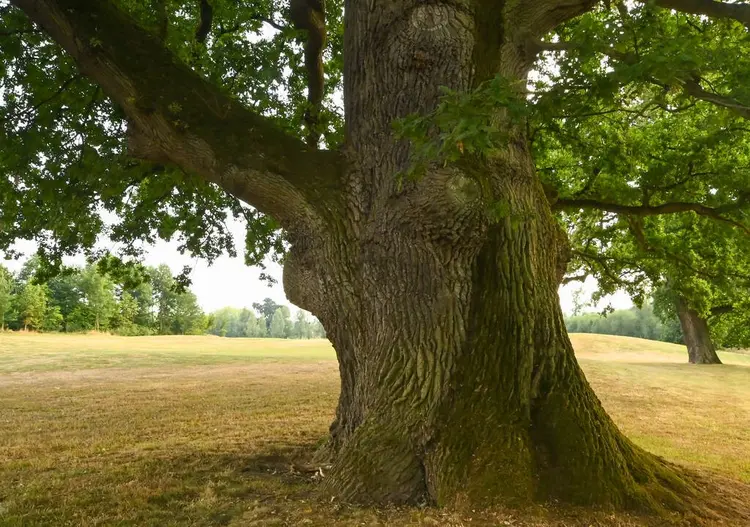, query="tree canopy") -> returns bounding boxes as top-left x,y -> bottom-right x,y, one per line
2,0 -> 749,301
